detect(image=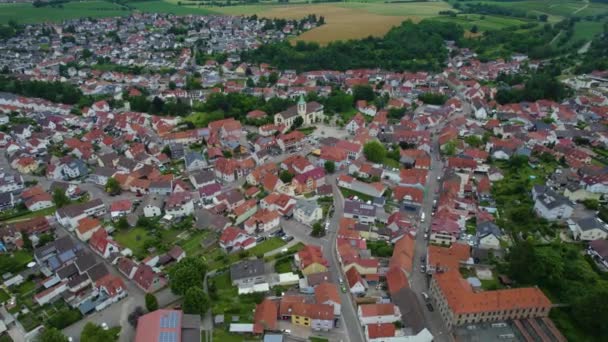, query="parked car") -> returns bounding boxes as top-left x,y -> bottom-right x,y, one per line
426,303 -> 434,312
282,235 -> 294,242
256,236 -> 266,243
